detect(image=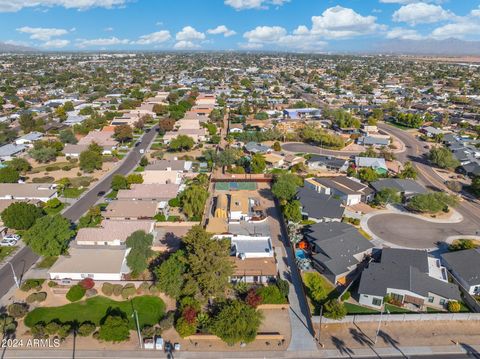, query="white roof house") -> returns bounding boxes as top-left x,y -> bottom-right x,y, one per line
49,247 -> 131,281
